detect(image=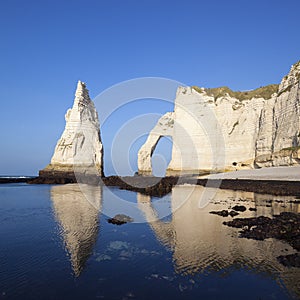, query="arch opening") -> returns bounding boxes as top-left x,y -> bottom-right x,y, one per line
151,136 -> 173,177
